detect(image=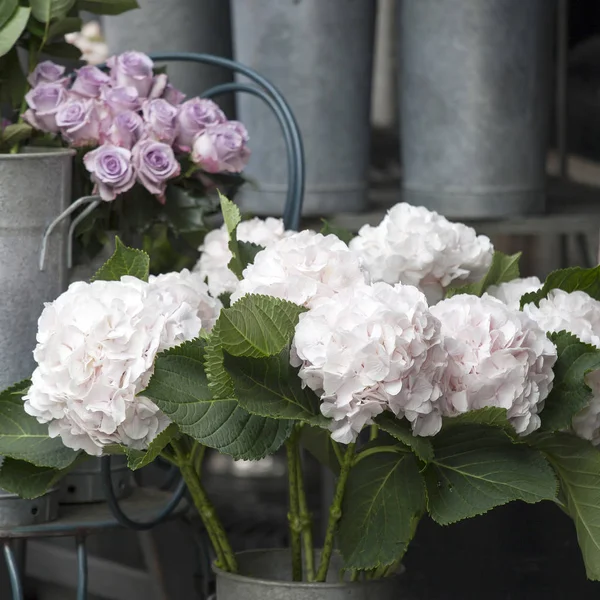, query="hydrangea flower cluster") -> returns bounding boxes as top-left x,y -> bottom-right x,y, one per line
194,217 -> 288,298
23,270 -> 220,456
487,277 -> 542,310
23,53 -> 250,202
349,203 -> 494,303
